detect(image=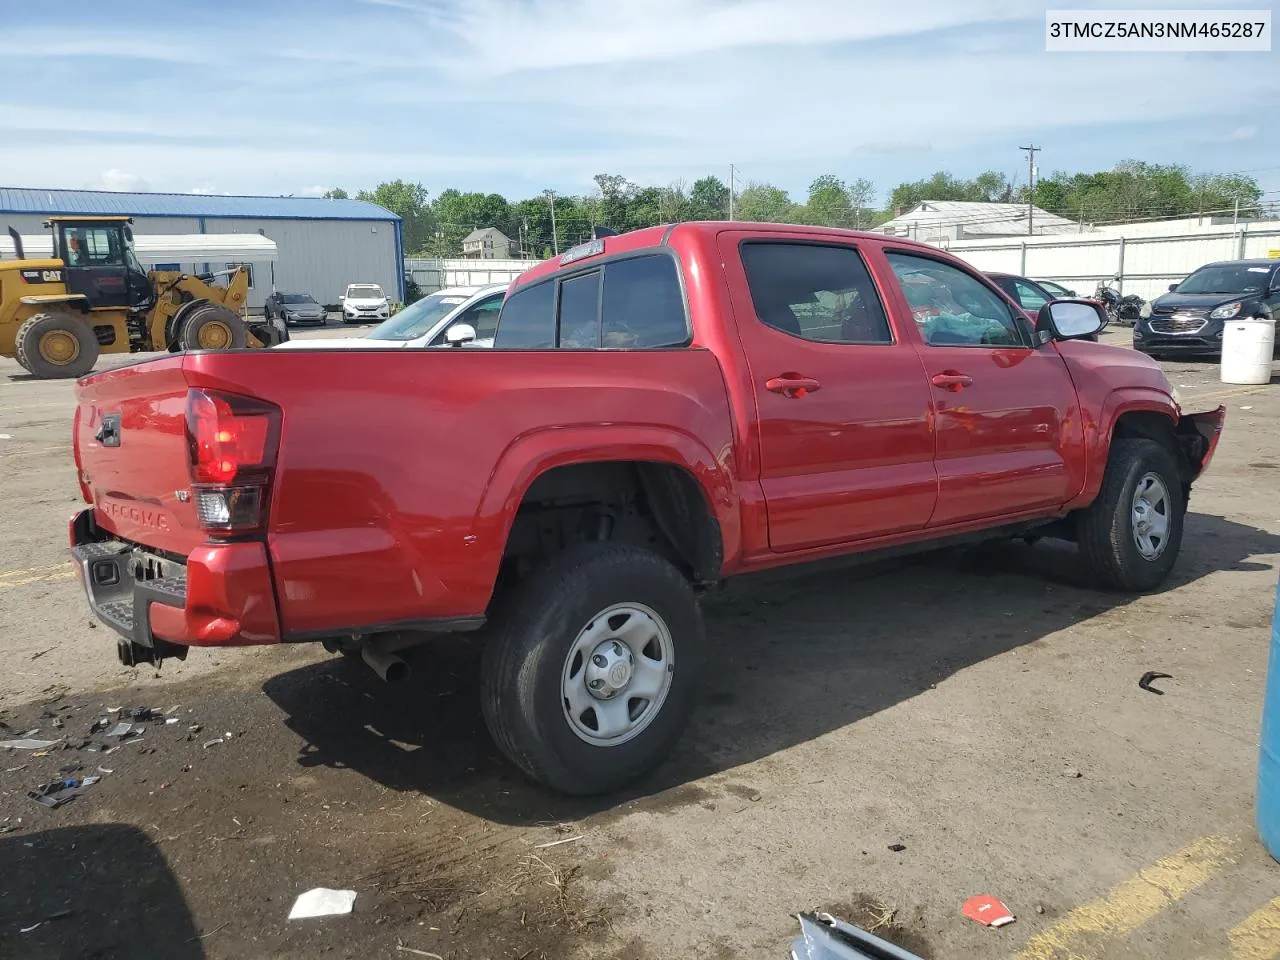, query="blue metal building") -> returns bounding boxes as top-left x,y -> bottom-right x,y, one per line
0,187 -> 404,310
